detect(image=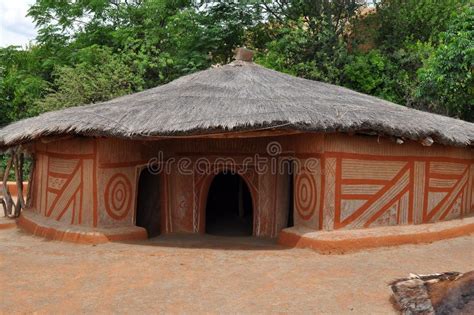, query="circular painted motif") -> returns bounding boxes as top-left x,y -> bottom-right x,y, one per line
105,173 -> 132,220
295,172 -> 317,220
